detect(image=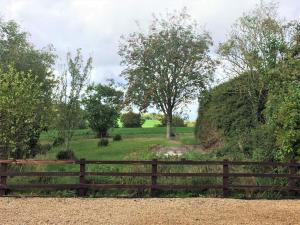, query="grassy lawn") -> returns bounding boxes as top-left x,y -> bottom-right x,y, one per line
110,126 -> 193,136
117,119 -> 161,128
141,119 -> 161,128
39,126 -> 197,161
40,126 -> 194,141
